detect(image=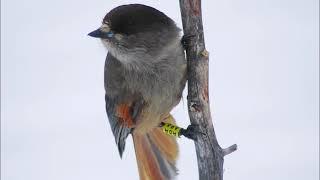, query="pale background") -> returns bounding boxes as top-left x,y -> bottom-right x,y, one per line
1,0 -> 319,179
